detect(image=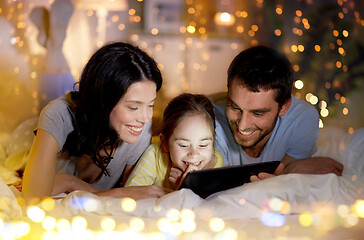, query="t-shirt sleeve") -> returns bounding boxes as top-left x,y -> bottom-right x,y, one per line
125,144 -> 158,186
213,148 -> 225,168
286,106 -> 319,159
37,98 -> 74,152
